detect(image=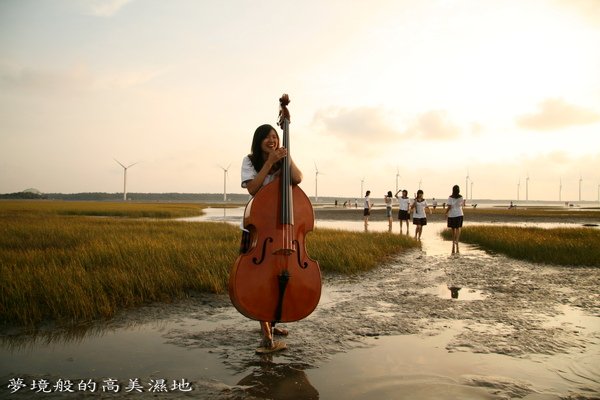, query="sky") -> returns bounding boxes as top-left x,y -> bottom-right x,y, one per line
1,0 -> 599,201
